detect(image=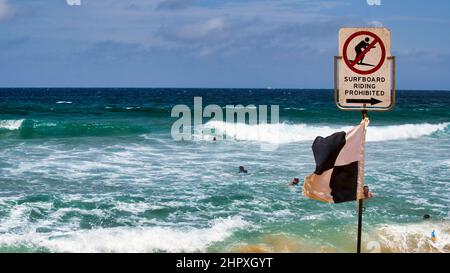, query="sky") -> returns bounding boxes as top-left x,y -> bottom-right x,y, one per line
0,0 -> 449,90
